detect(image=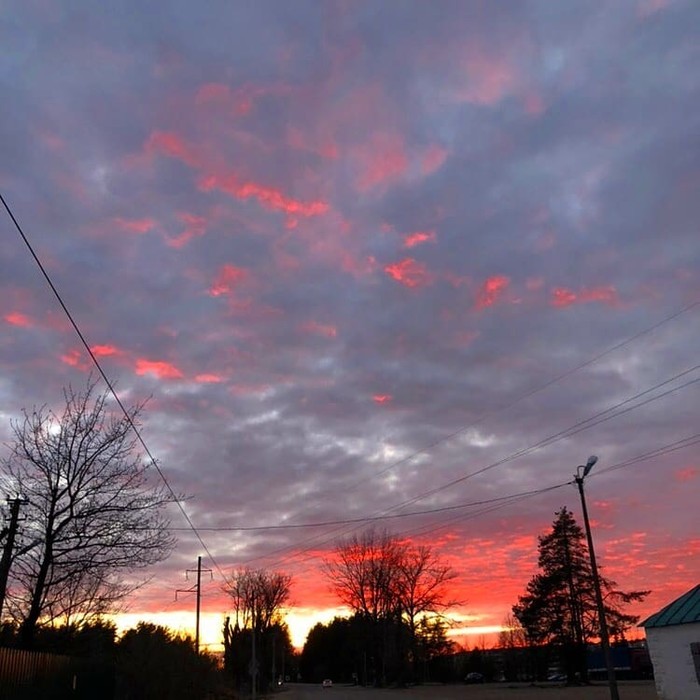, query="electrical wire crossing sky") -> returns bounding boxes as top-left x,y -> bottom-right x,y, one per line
1,0 -> 699,649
